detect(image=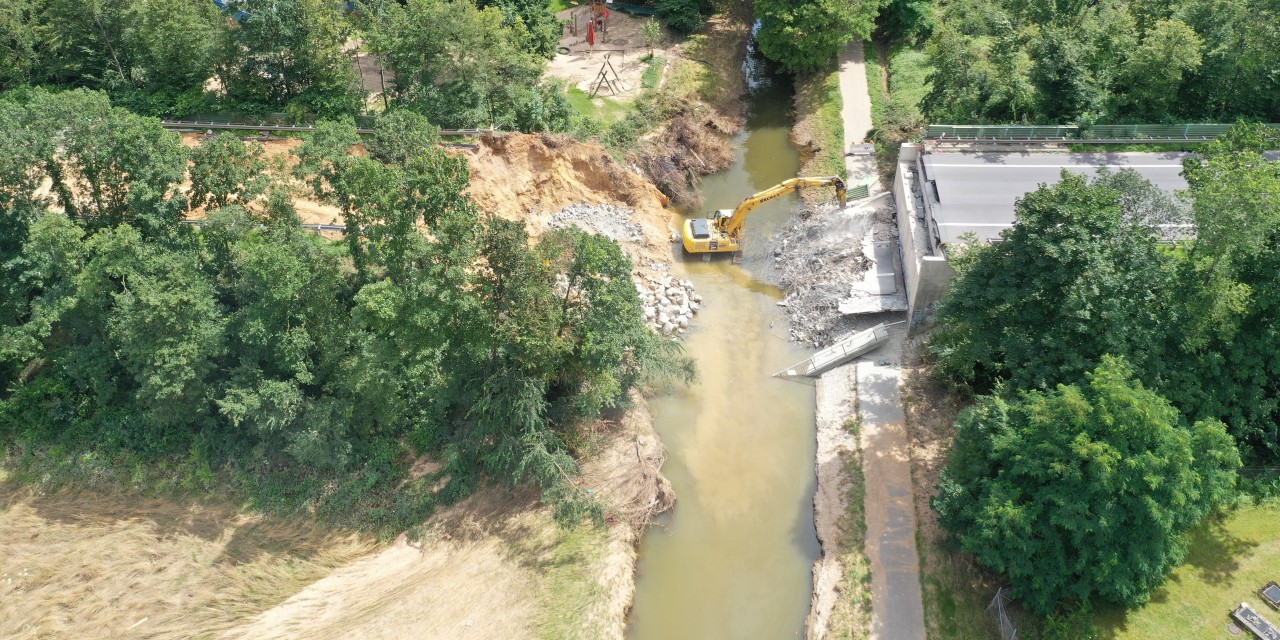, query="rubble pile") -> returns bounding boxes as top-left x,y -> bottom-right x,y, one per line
545,203 -> 647,244
634,273 -> 702,337
772,202 -> 875,346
